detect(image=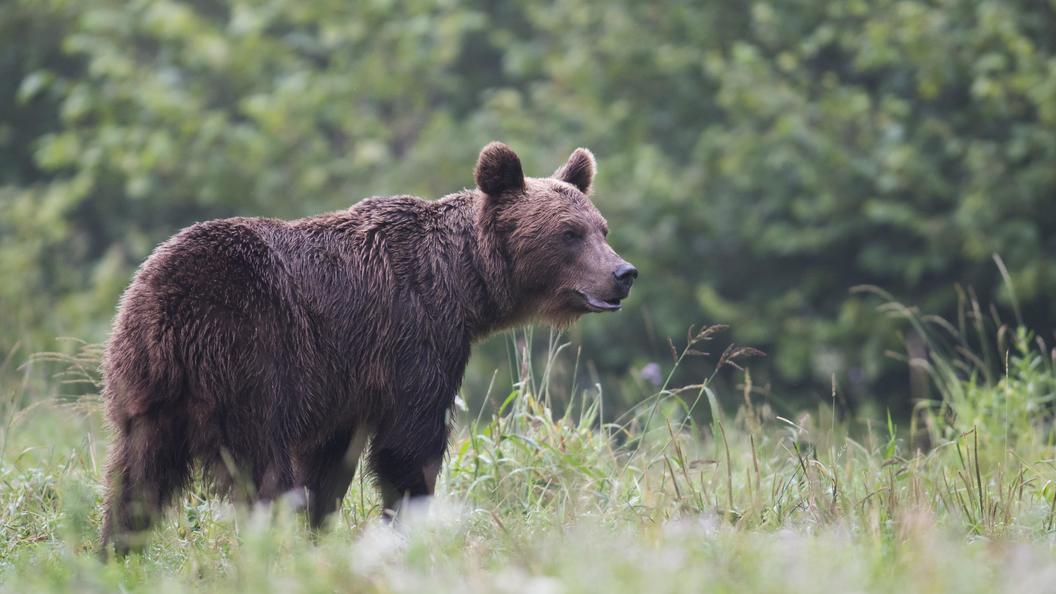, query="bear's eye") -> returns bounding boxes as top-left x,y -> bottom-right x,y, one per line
562,229 -> 582,243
